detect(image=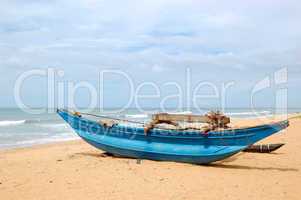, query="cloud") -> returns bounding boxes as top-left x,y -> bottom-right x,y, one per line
0,0 -> 300,107
151,64 -> 169,73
